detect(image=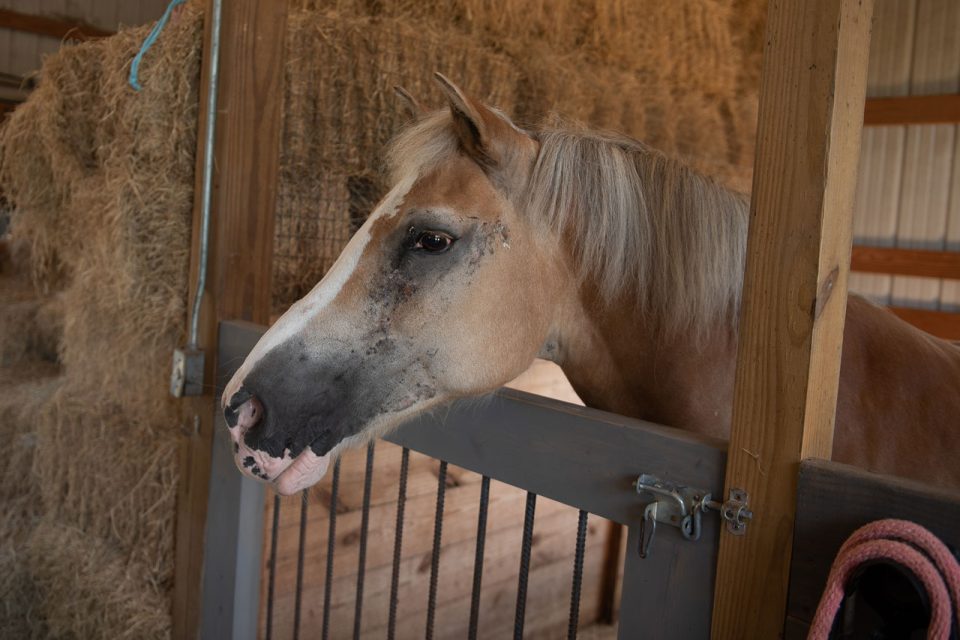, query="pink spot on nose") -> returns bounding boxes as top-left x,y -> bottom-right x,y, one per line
235,396 -> 263,431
